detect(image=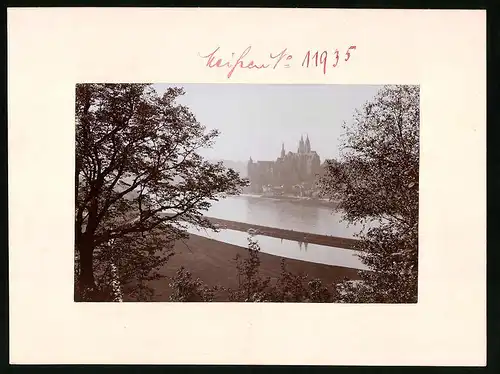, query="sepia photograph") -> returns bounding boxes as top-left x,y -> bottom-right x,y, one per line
75,83 -> 420,303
